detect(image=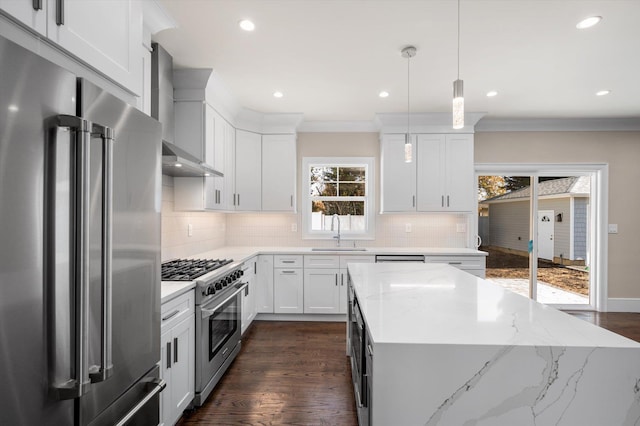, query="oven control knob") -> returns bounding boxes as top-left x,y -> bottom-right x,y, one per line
206,285 -> 215,295
238,270 -> 244,278
215,281 -> 223,290
226,276 -> 233,285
